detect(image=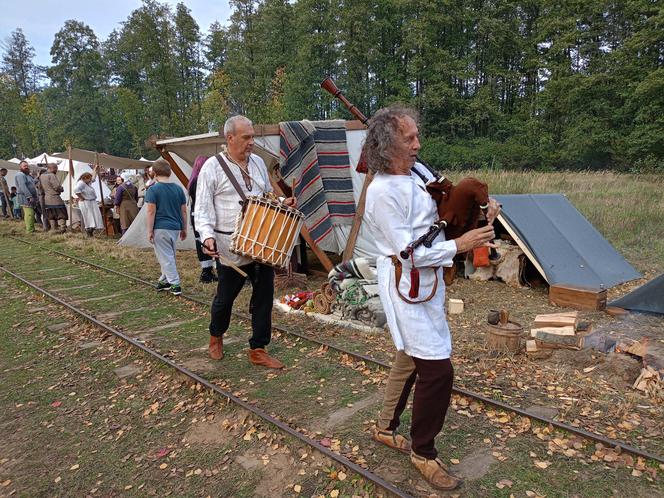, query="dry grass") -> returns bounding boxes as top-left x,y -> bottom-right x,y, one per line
449,170 -> 664,274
